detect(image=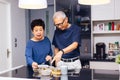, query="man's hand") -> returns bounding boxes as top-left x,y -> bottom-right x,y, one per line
51,50 -> 63,64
